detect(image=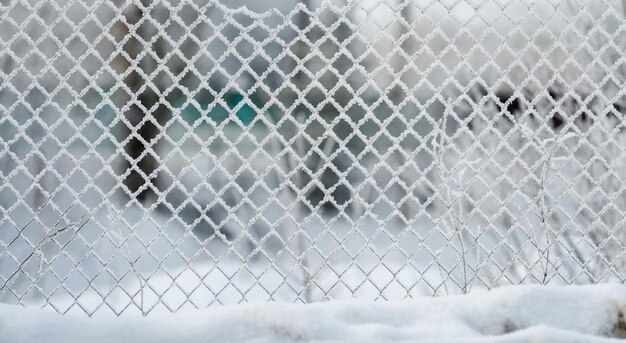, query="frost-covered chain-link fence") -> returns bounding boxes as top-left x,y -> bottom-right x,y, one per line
1,0 -> 625,316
